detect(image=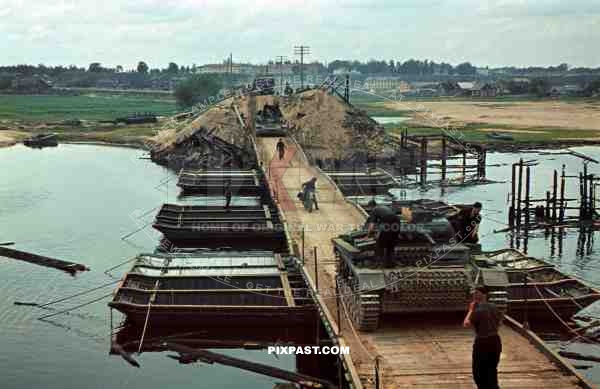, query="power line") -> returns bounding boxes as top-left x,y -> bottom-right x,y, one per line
293,45 -> 311,89
275,55 -> 288,95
